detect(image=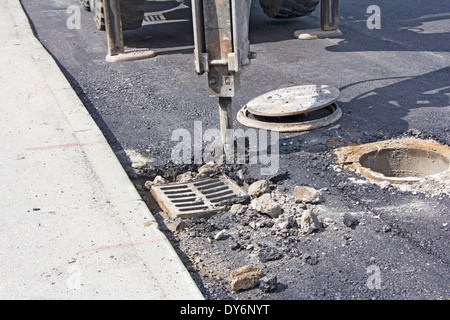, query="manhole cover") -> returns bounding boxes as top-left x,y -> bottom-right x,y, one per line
246,85 -> 340,117
237,103 -> 342,132
151,174 -> 248,219
237,85 -> 341,132
335,139 -> 450,184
